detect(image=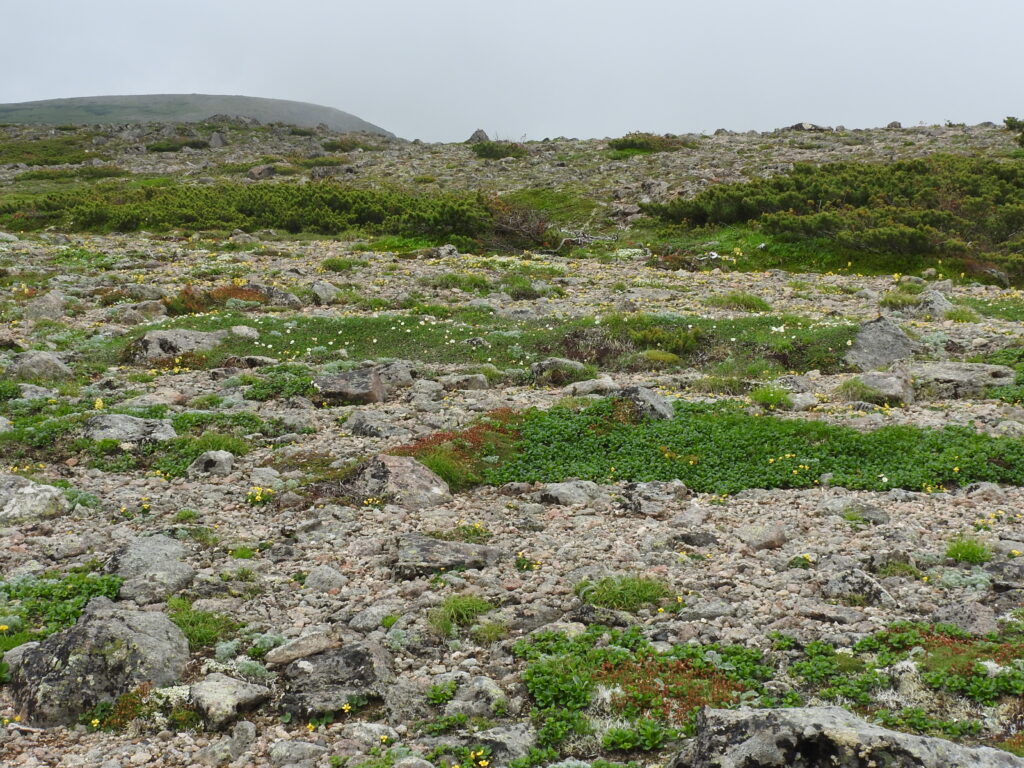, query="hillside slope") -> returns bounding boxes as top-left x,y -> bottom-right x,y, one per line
0,93 -> 394,136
